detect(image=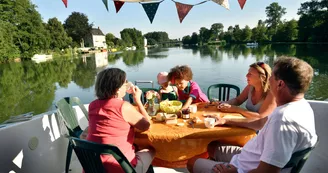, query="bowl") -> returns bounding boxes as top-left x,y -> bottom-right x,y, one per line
160,100 -> 183,114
